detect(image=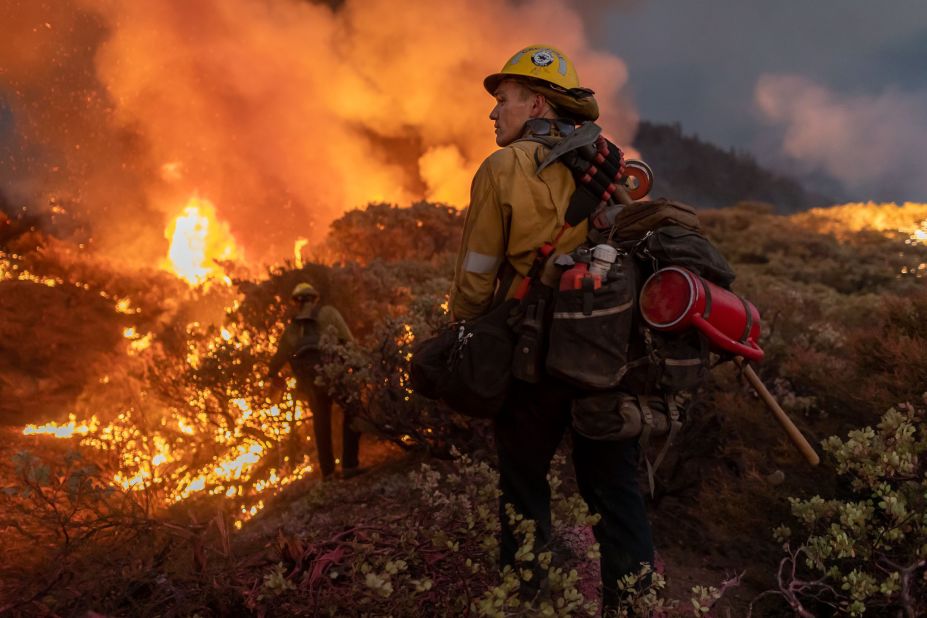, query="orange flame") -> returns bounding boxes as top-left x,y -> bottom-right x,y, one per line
792,202 -> 927,277
23,414 -> 100,438
163,197 -> 242,285
794,202 -> 927,238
